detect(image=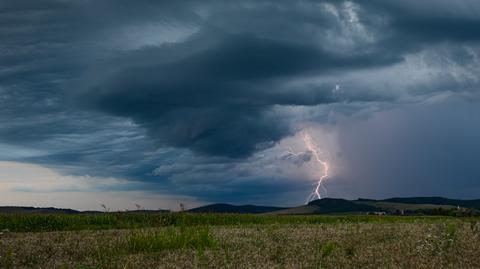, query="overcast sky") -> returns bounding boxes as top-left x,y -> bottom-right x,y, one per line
1,0 -> 480,210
